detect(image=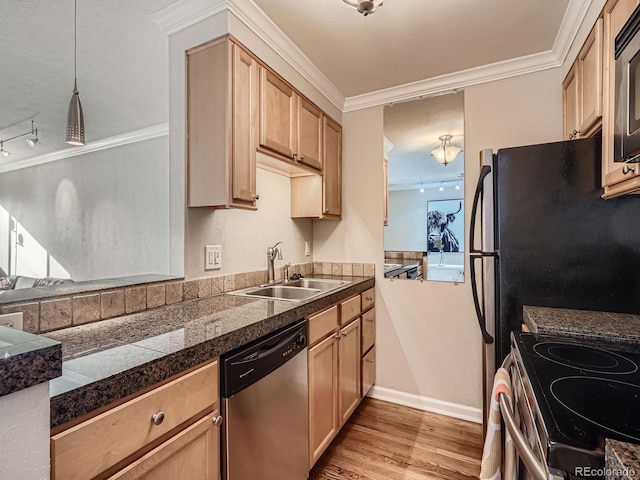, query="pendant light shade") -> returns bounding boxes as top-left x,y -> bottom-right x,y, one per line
431,134 -> 462,166
65,0 -> 85,146
66,80 -> 85,146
